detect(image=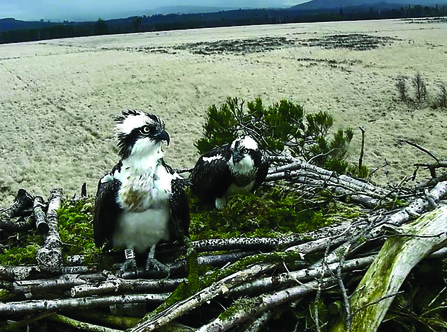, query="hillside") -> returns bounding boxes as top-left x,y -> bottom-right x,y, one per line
0,18 -> 55,31
1,1 -> 446,43
293,0 -> 447,10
